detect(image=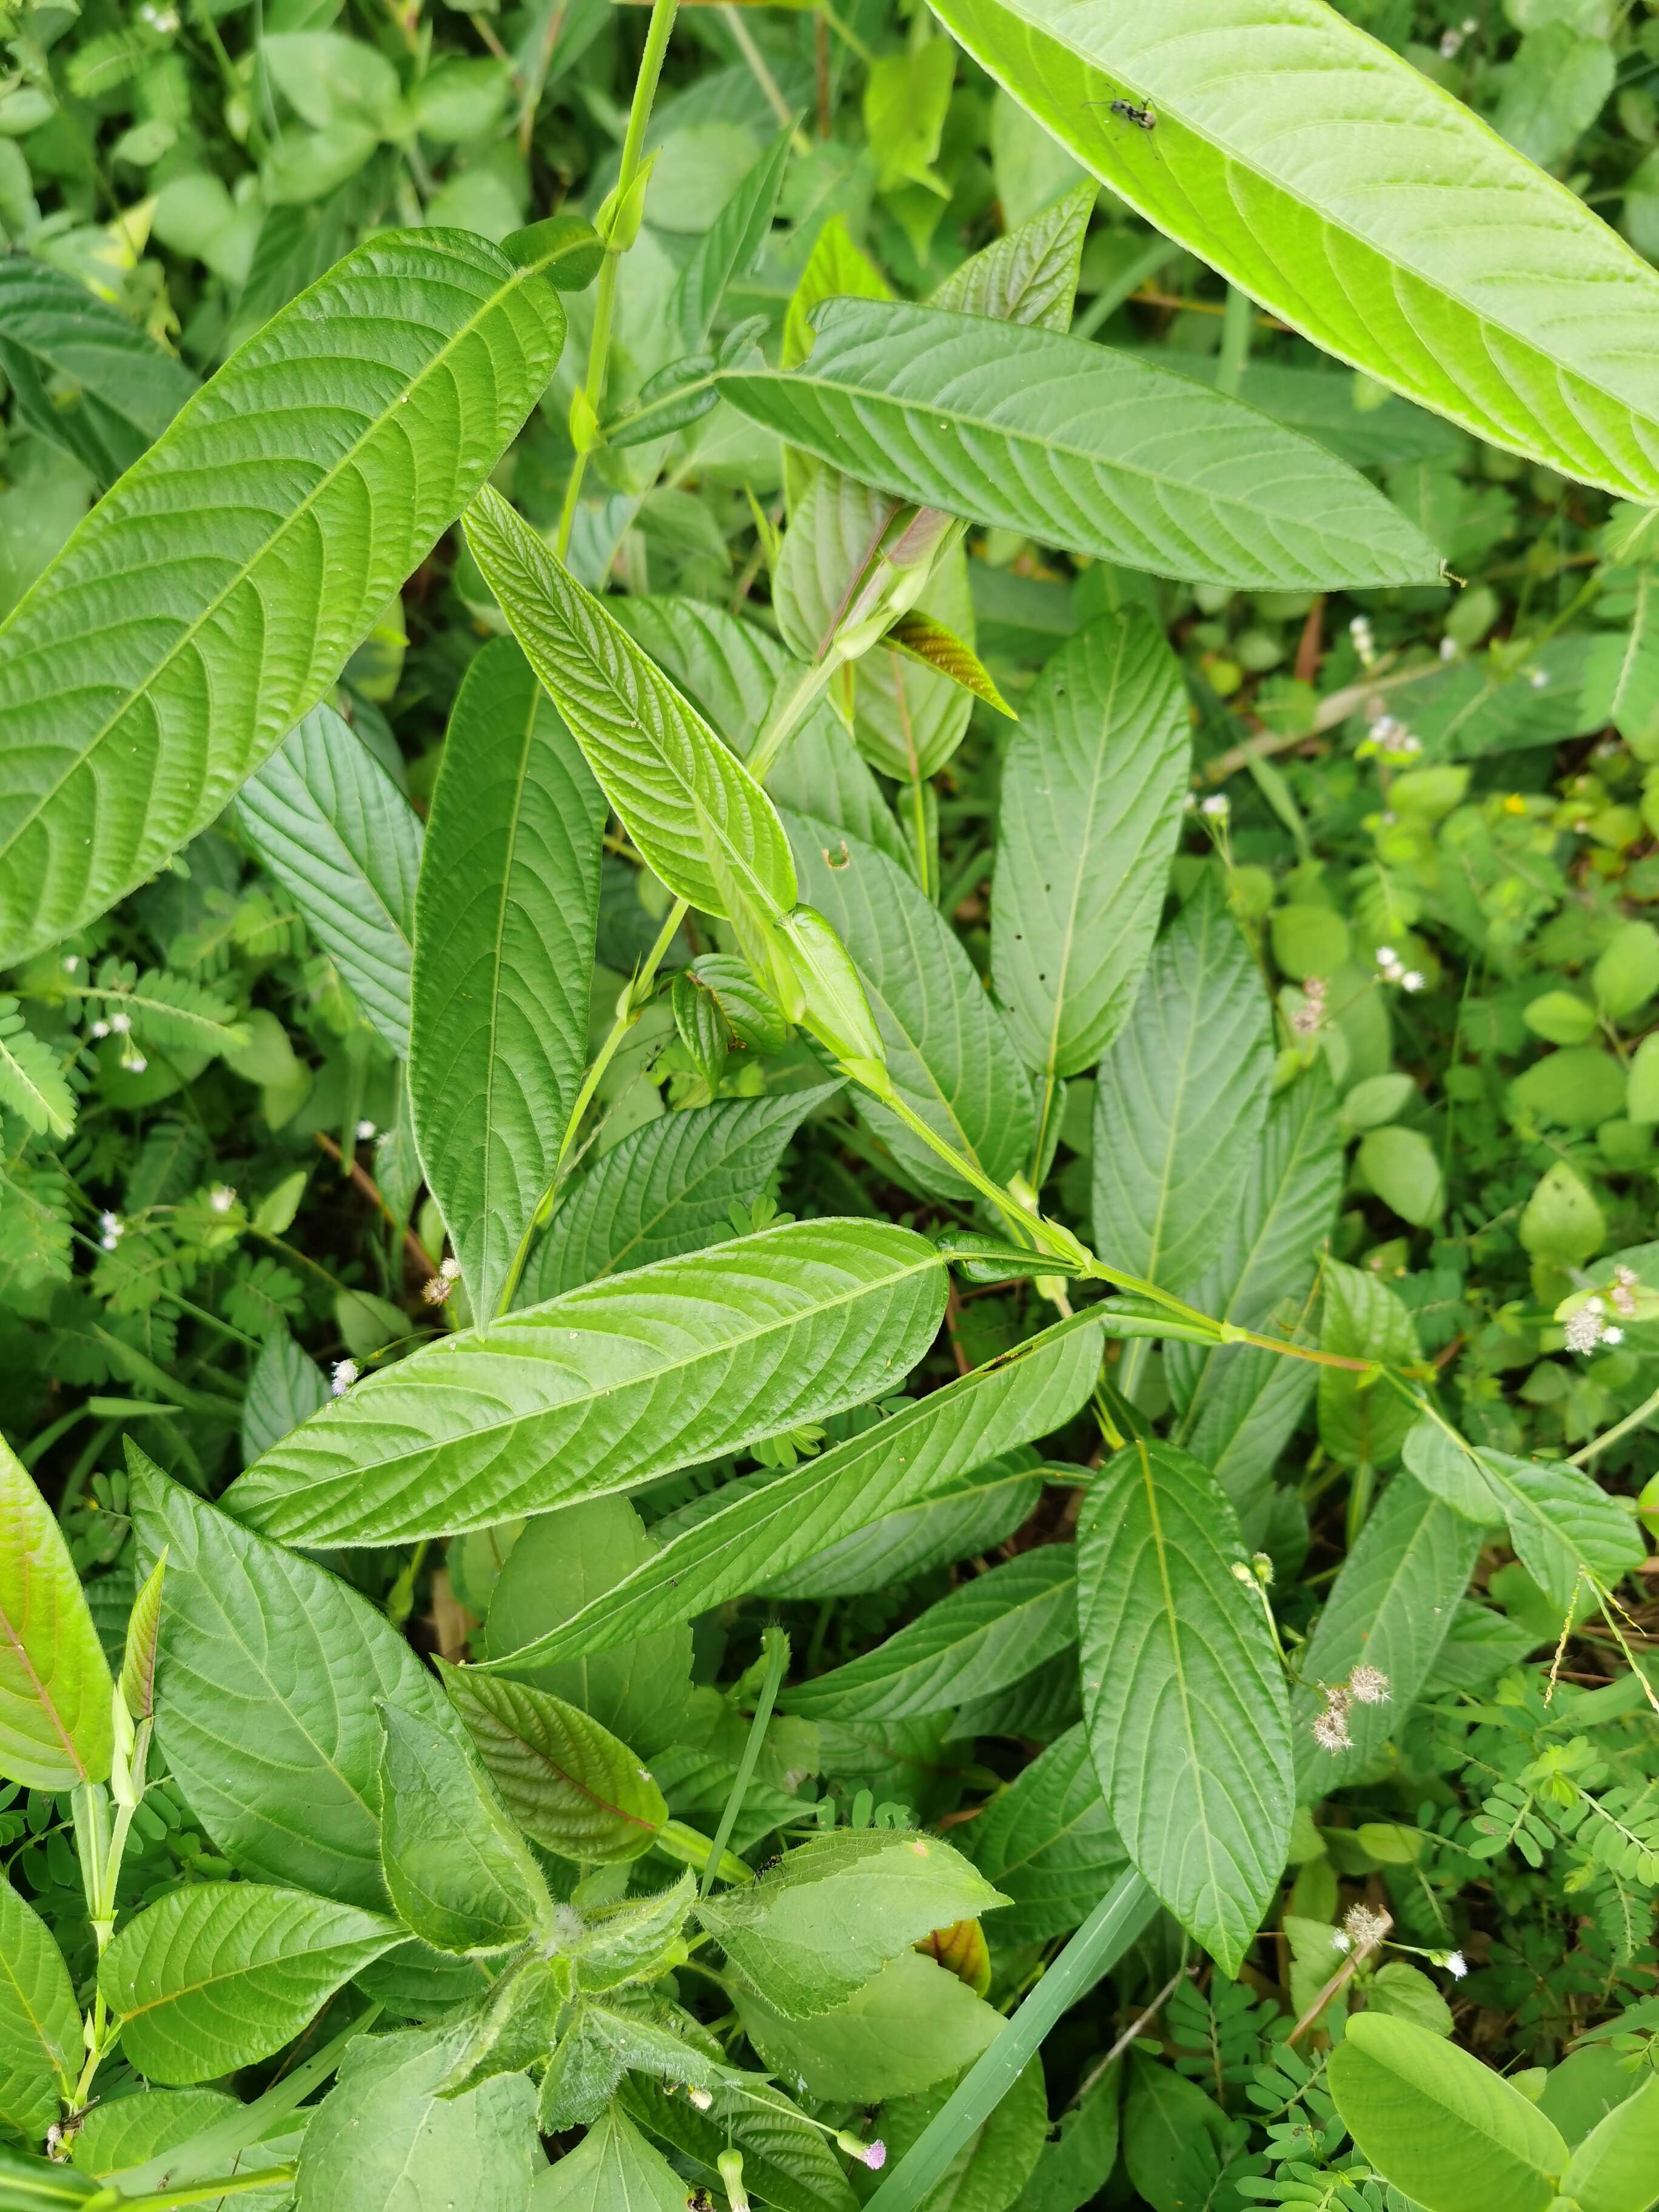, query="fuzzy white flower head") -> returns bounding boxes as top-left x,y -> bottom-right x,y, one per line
1343,1903 -> 1389,1949
124,1053 -> 148,1074
1439,635 -> 1458,659
108,1011 -> 131,1034
440,1255 -> 461,1282
331,1358 -> 359,1396
422,1275 -> 451,1306
209,1185 -> 236,1215
686,2087 -> 714,2112
355,1119 -> 377,1141
1529,668 -> 1549,689
1610,1264 -> 1640,1318
1332,1931 -> 1353,1953
62,954 -> 78,973
1312,1703 -> 1352,1753
1348,1663 -> 1391,1706
1564,1305 -> 1605,1356
89,1019 -> 109,1039
99,1212 -> 122,1251
1603,1326 -> 1624,1346
1200,793 -> 1230,819
1441,1950 -> 1469,1979
1401,970 -> 1426,993
1438,24 -> 1464,53
1376,945 -> 1398,967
